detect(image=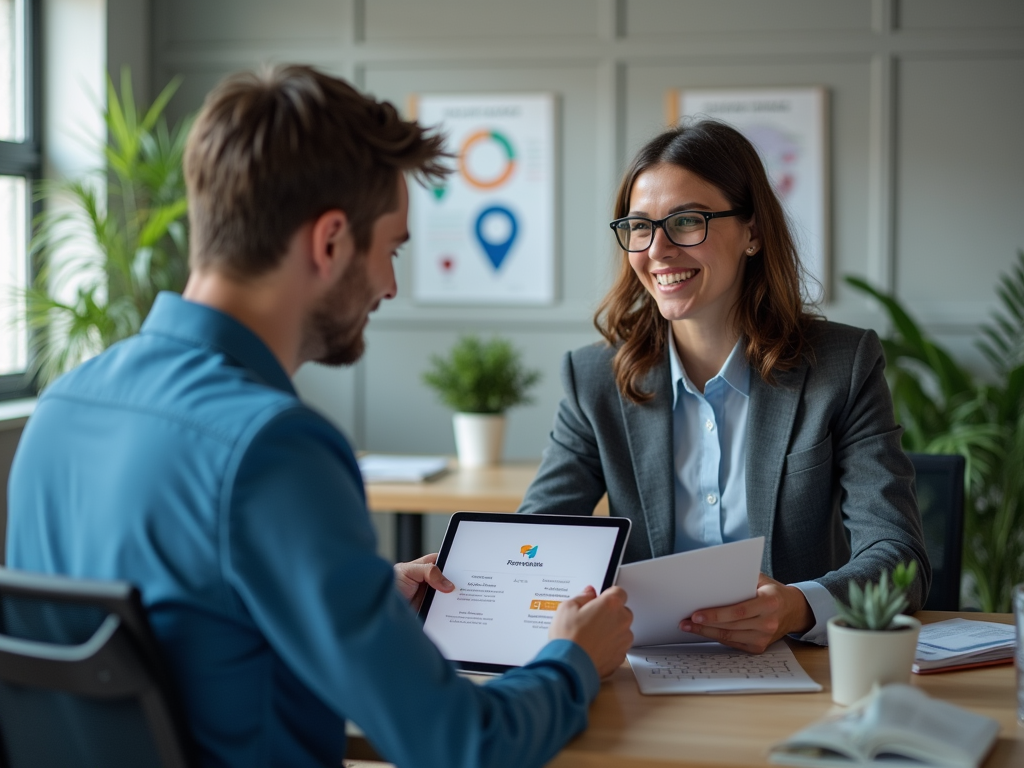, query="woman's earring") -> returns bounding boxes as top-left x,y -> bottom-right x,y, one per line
746,247 -> 756,255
